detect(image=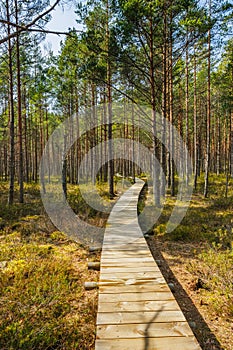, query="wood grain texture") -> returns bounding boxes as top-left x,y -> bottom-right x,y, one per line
96,310 -> 186,325
100,271 -> 162,279
99,283 -> 170,293
98,300 -> 180,312
100,266 -> 161,273
98,291 -> 176,303
96,321 -> 193,338
95,337 -> 201,350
